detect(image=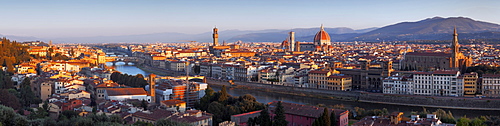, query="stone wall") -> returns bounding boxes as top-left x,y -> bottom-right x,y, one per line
358,92 -> 500,110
